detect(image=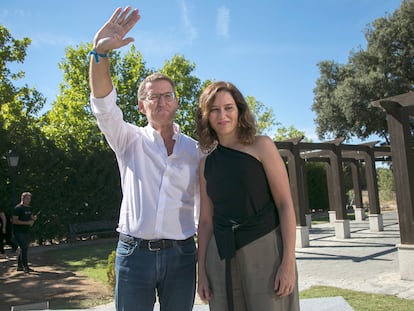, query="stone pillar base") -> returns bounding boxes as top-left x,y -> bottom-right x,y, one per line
397,244 -> 414,281
305,214 -> 312,229
328,211 -> 336,224
335,219 -> 351,239
354,207 -> 366,221
369,214 -> 384,232
296,226 -> 309,248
